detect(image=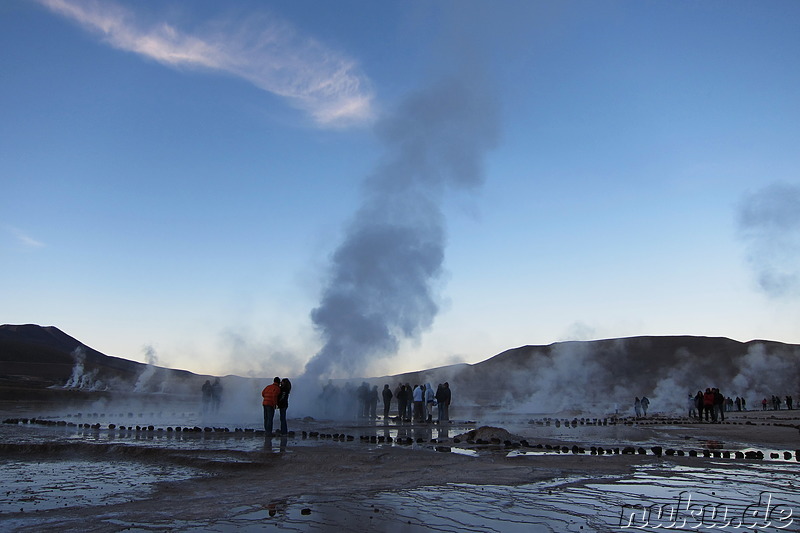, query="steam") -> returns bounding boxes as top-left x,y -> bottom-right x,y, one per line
504,341 -> 630,414
738,182 -> 800,298
490,338 -> 800,417
63,346 -> 105,391
730,343 -> 799,400
303,73 -> 499,380
133,344 -> 161,393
